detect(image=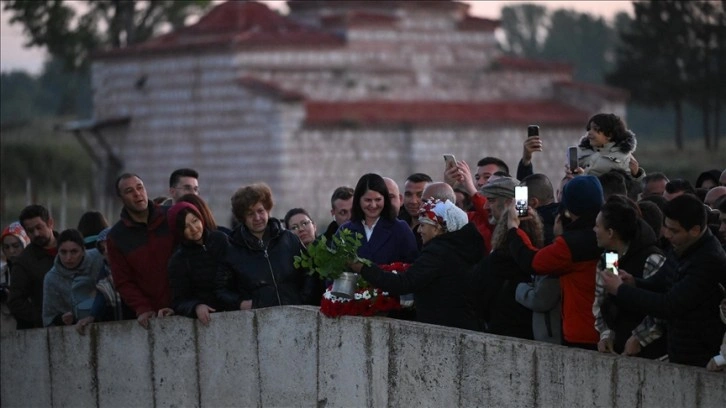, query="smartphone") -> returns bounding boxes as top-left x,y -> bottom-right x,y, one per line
604,252 -> 619,275
568,146 -> 578,171
527,125 -> 539,137
443,154 -> 457,169
515,186 -> 528,217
